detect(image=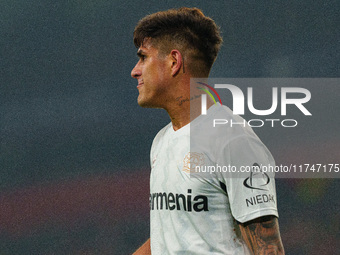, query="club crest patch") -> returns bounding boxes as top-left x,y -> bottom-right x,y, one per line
183,152 -> 205,173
